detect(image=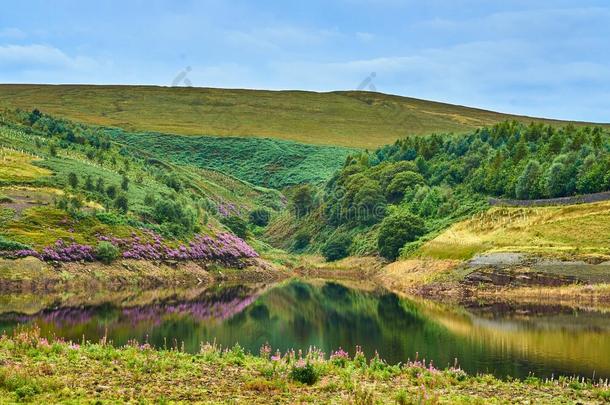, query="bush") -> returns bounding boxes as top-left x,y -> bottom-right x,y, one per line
221,216 -> 248,239
95,241 -> 120,264
249,209 -> 271,227
289,362 -> 318,385
378,211 -> 426,260
292,231 -> 311,252
0,236 -> 31,251
153,200 -> 199,237
291,185 -> 316,218
322,234 -> 352,261
114,194 -> 129,213
96,211 -> 128,225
